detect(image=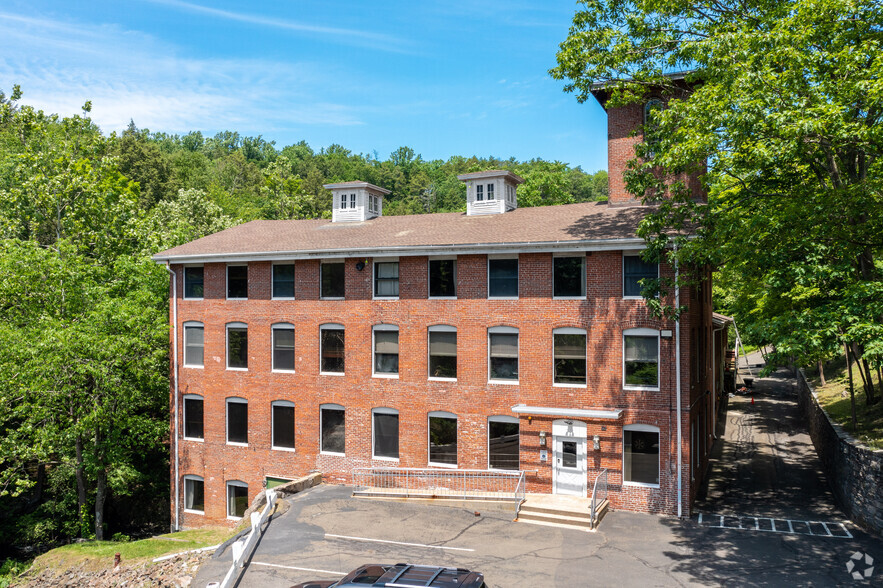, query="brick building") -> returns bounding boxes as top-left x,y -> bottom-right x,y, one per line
154,85 -> 727,529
